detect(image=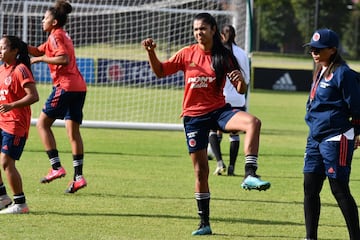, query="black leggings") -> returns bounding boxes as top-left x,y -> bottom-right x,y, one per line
304,173 -> 360,240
